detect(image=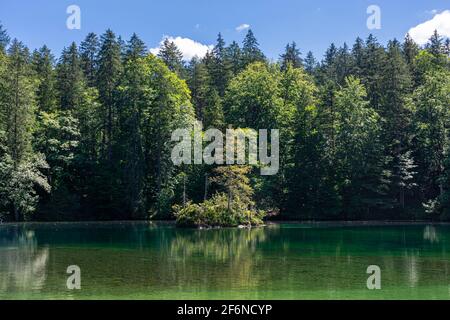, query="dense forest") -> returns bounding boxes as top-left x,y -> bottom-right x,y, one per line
0,22 -> 449,222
